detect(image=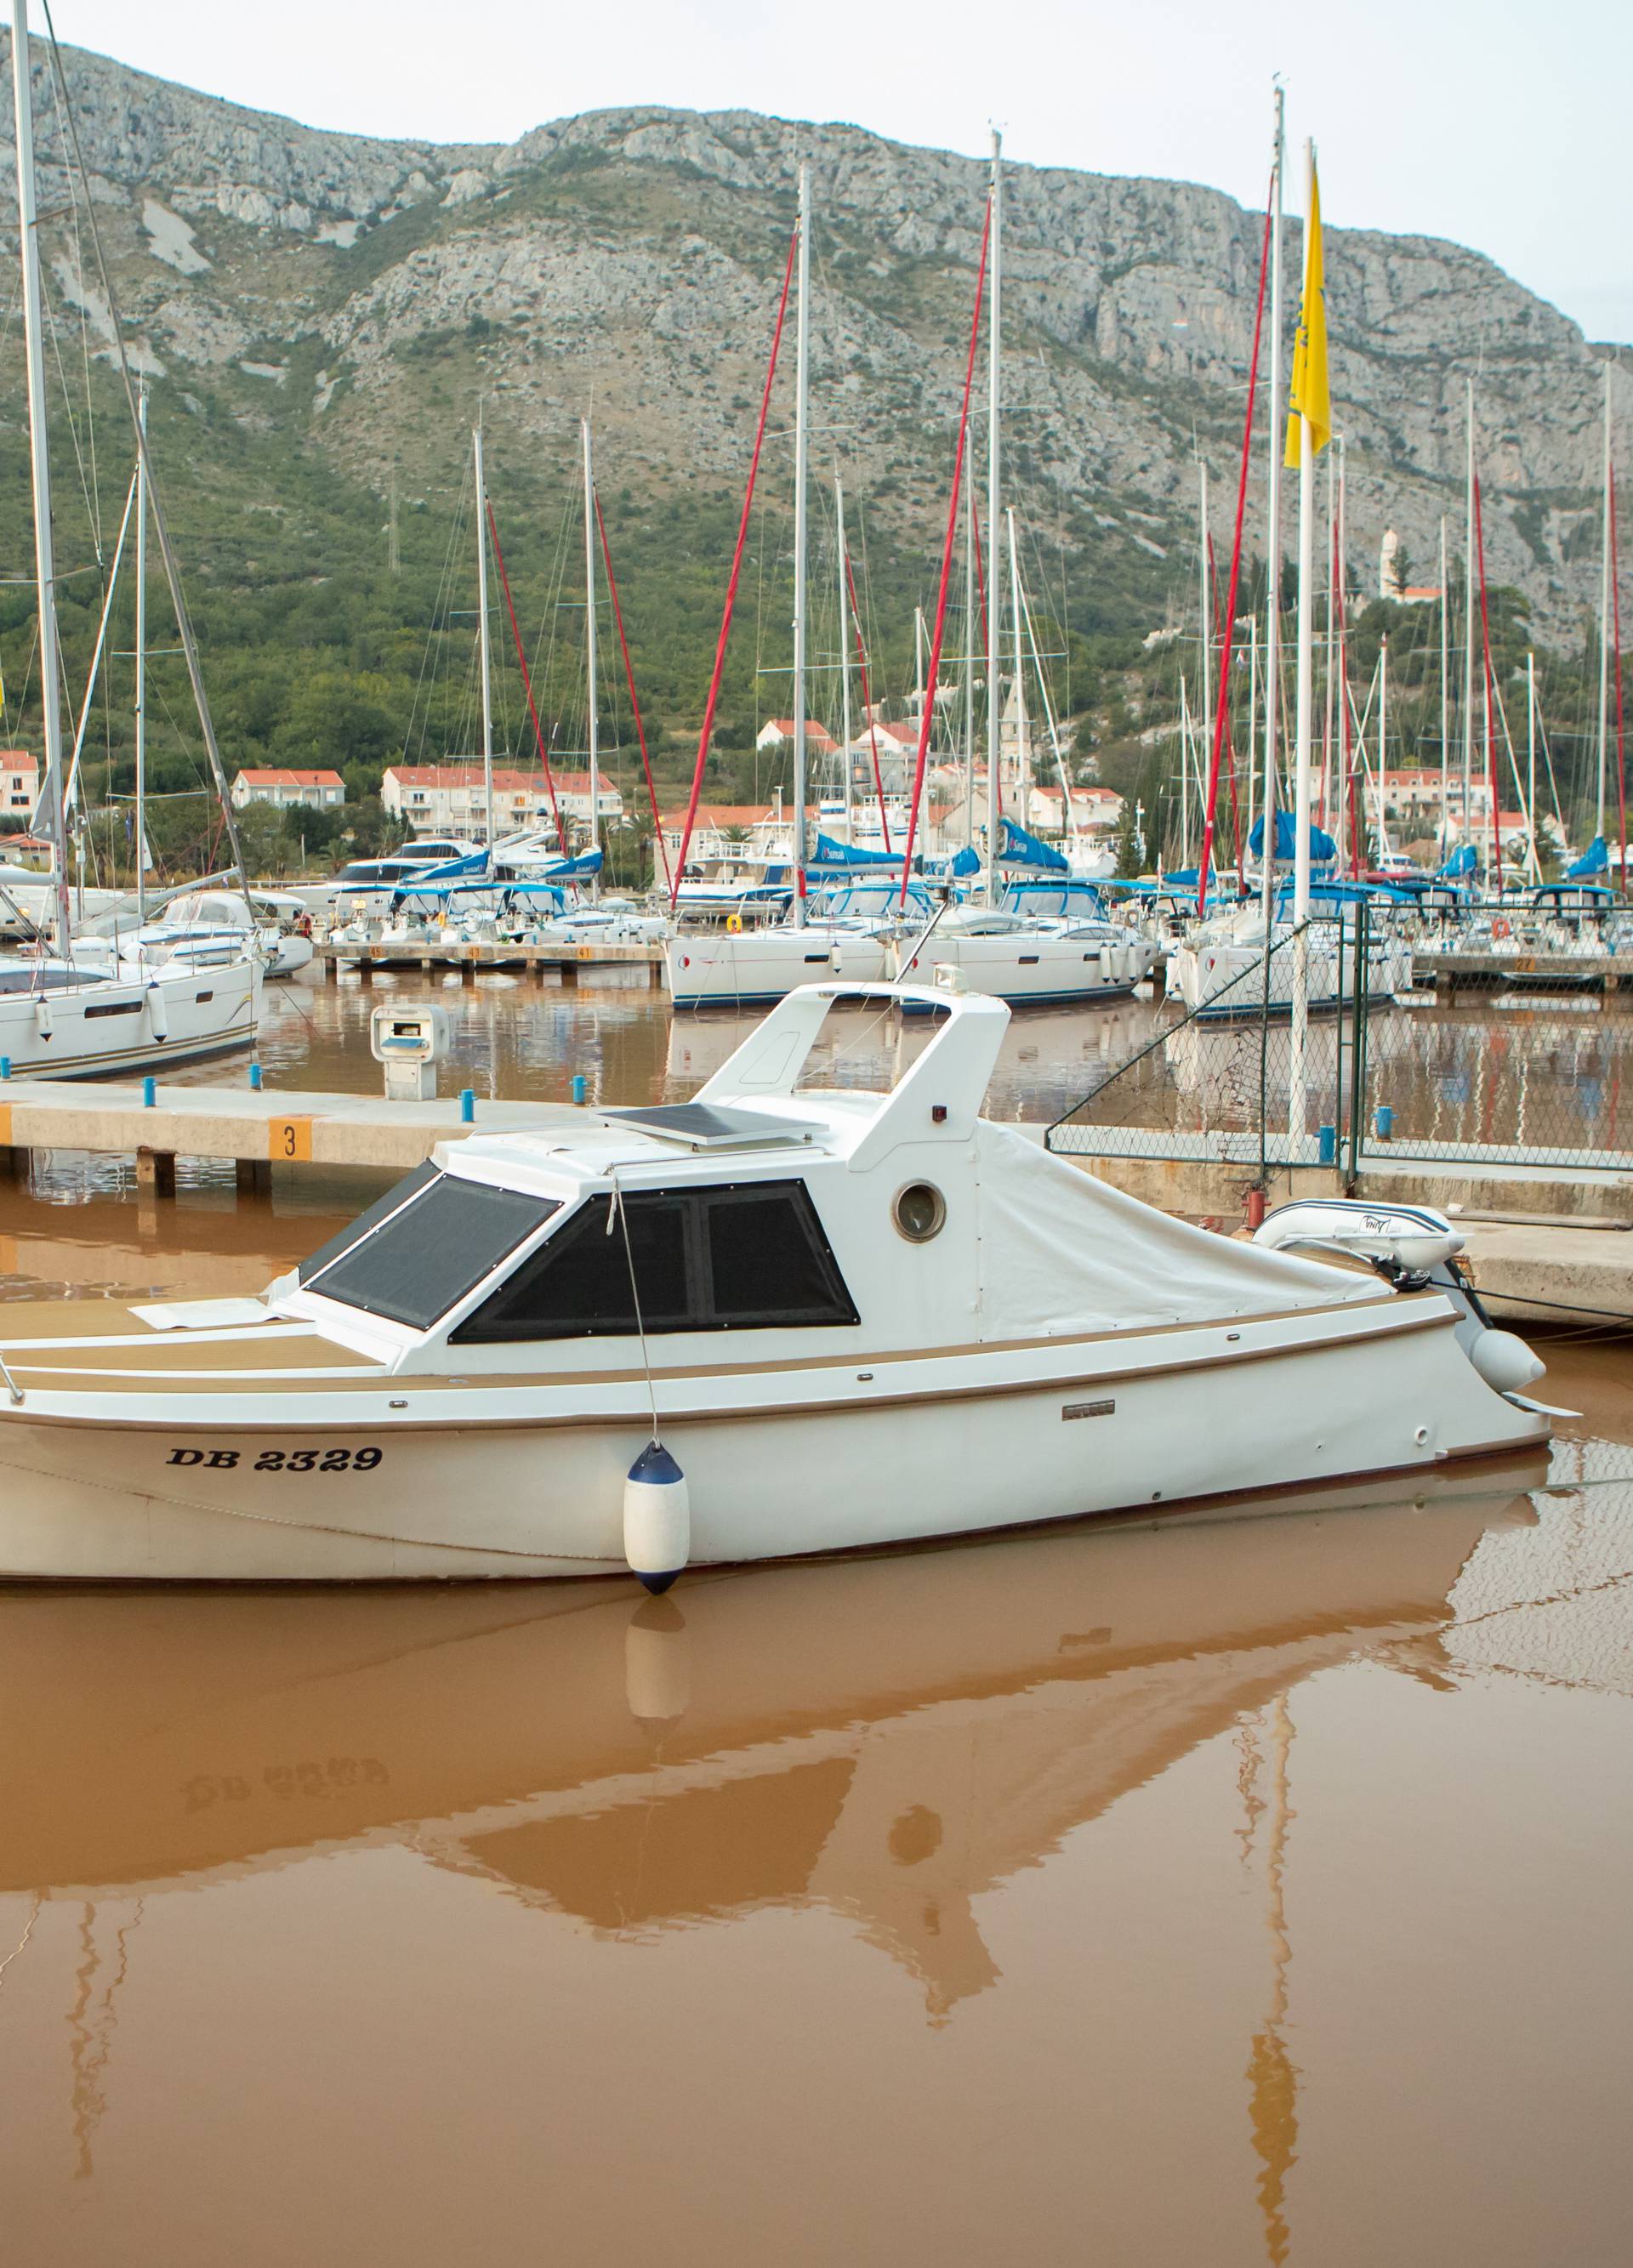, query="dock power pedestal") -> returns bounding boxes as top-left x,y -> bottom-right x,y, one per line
369,1003 -> 451,1101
